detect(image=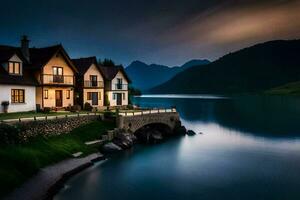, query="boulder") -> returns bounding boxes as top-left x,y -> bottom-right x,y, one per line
174,126 -> 187,135
101,142 -> 122,153
187,130 -> 196,136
